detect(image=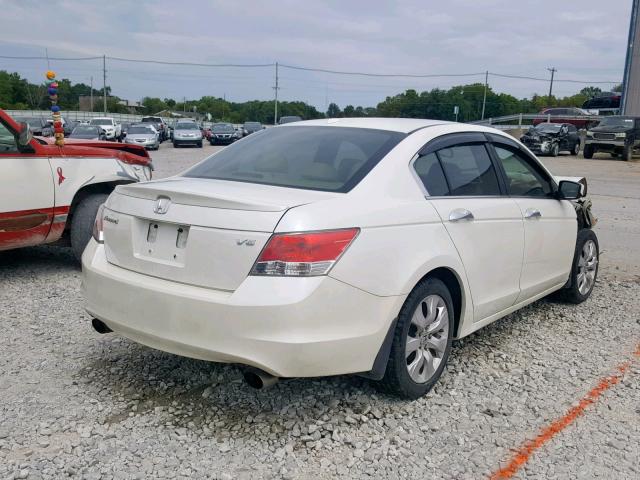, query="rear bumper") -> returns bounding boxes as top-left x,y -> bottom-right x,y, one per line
81,241 -> 402,377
